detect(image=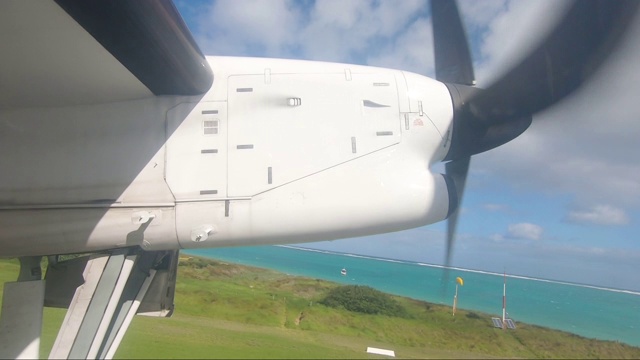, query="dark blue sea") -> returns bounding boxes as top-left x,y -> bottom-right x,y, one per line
185,245 -> 640,347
